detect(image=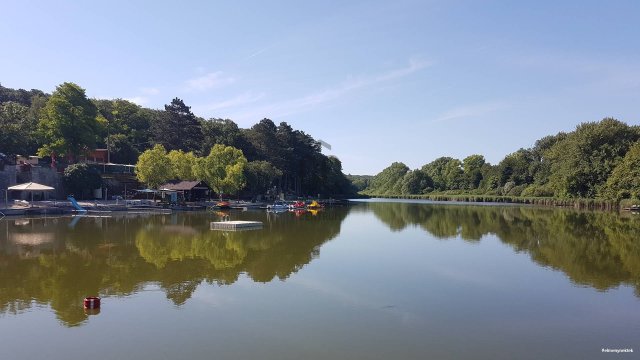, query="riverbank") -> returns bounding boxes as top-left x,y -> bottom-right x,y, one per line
363,193 -> 636,211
